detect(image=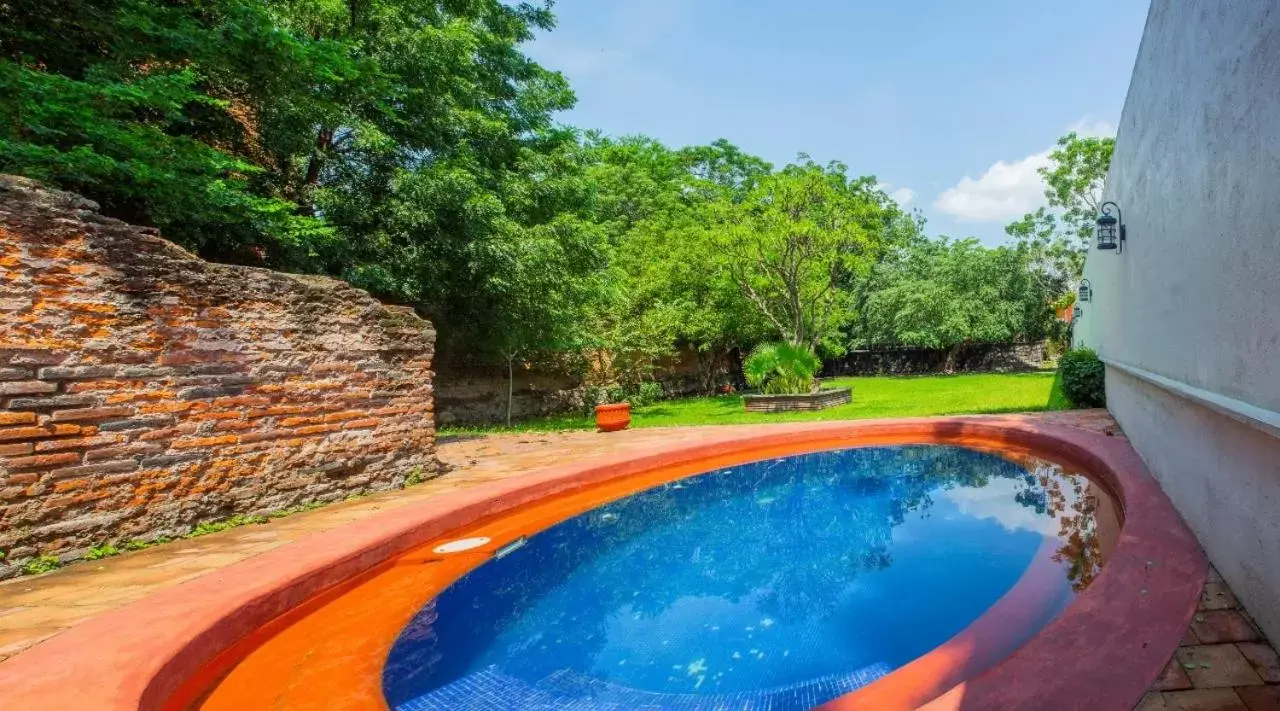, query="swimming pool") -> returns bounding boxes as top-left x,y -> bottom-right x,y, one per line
0,417 -> 1205,711
382,445 -> 1113,710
